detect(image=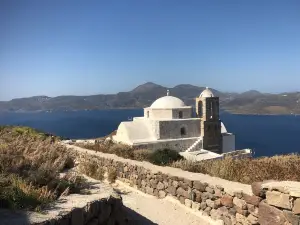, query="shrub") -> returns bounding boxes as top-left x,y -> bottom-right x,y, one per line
107,168 -> 117,184
148,149 -> 183,166
78,159 -> 105,181
0,126 -> 86,211
133,149 -> 153,161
